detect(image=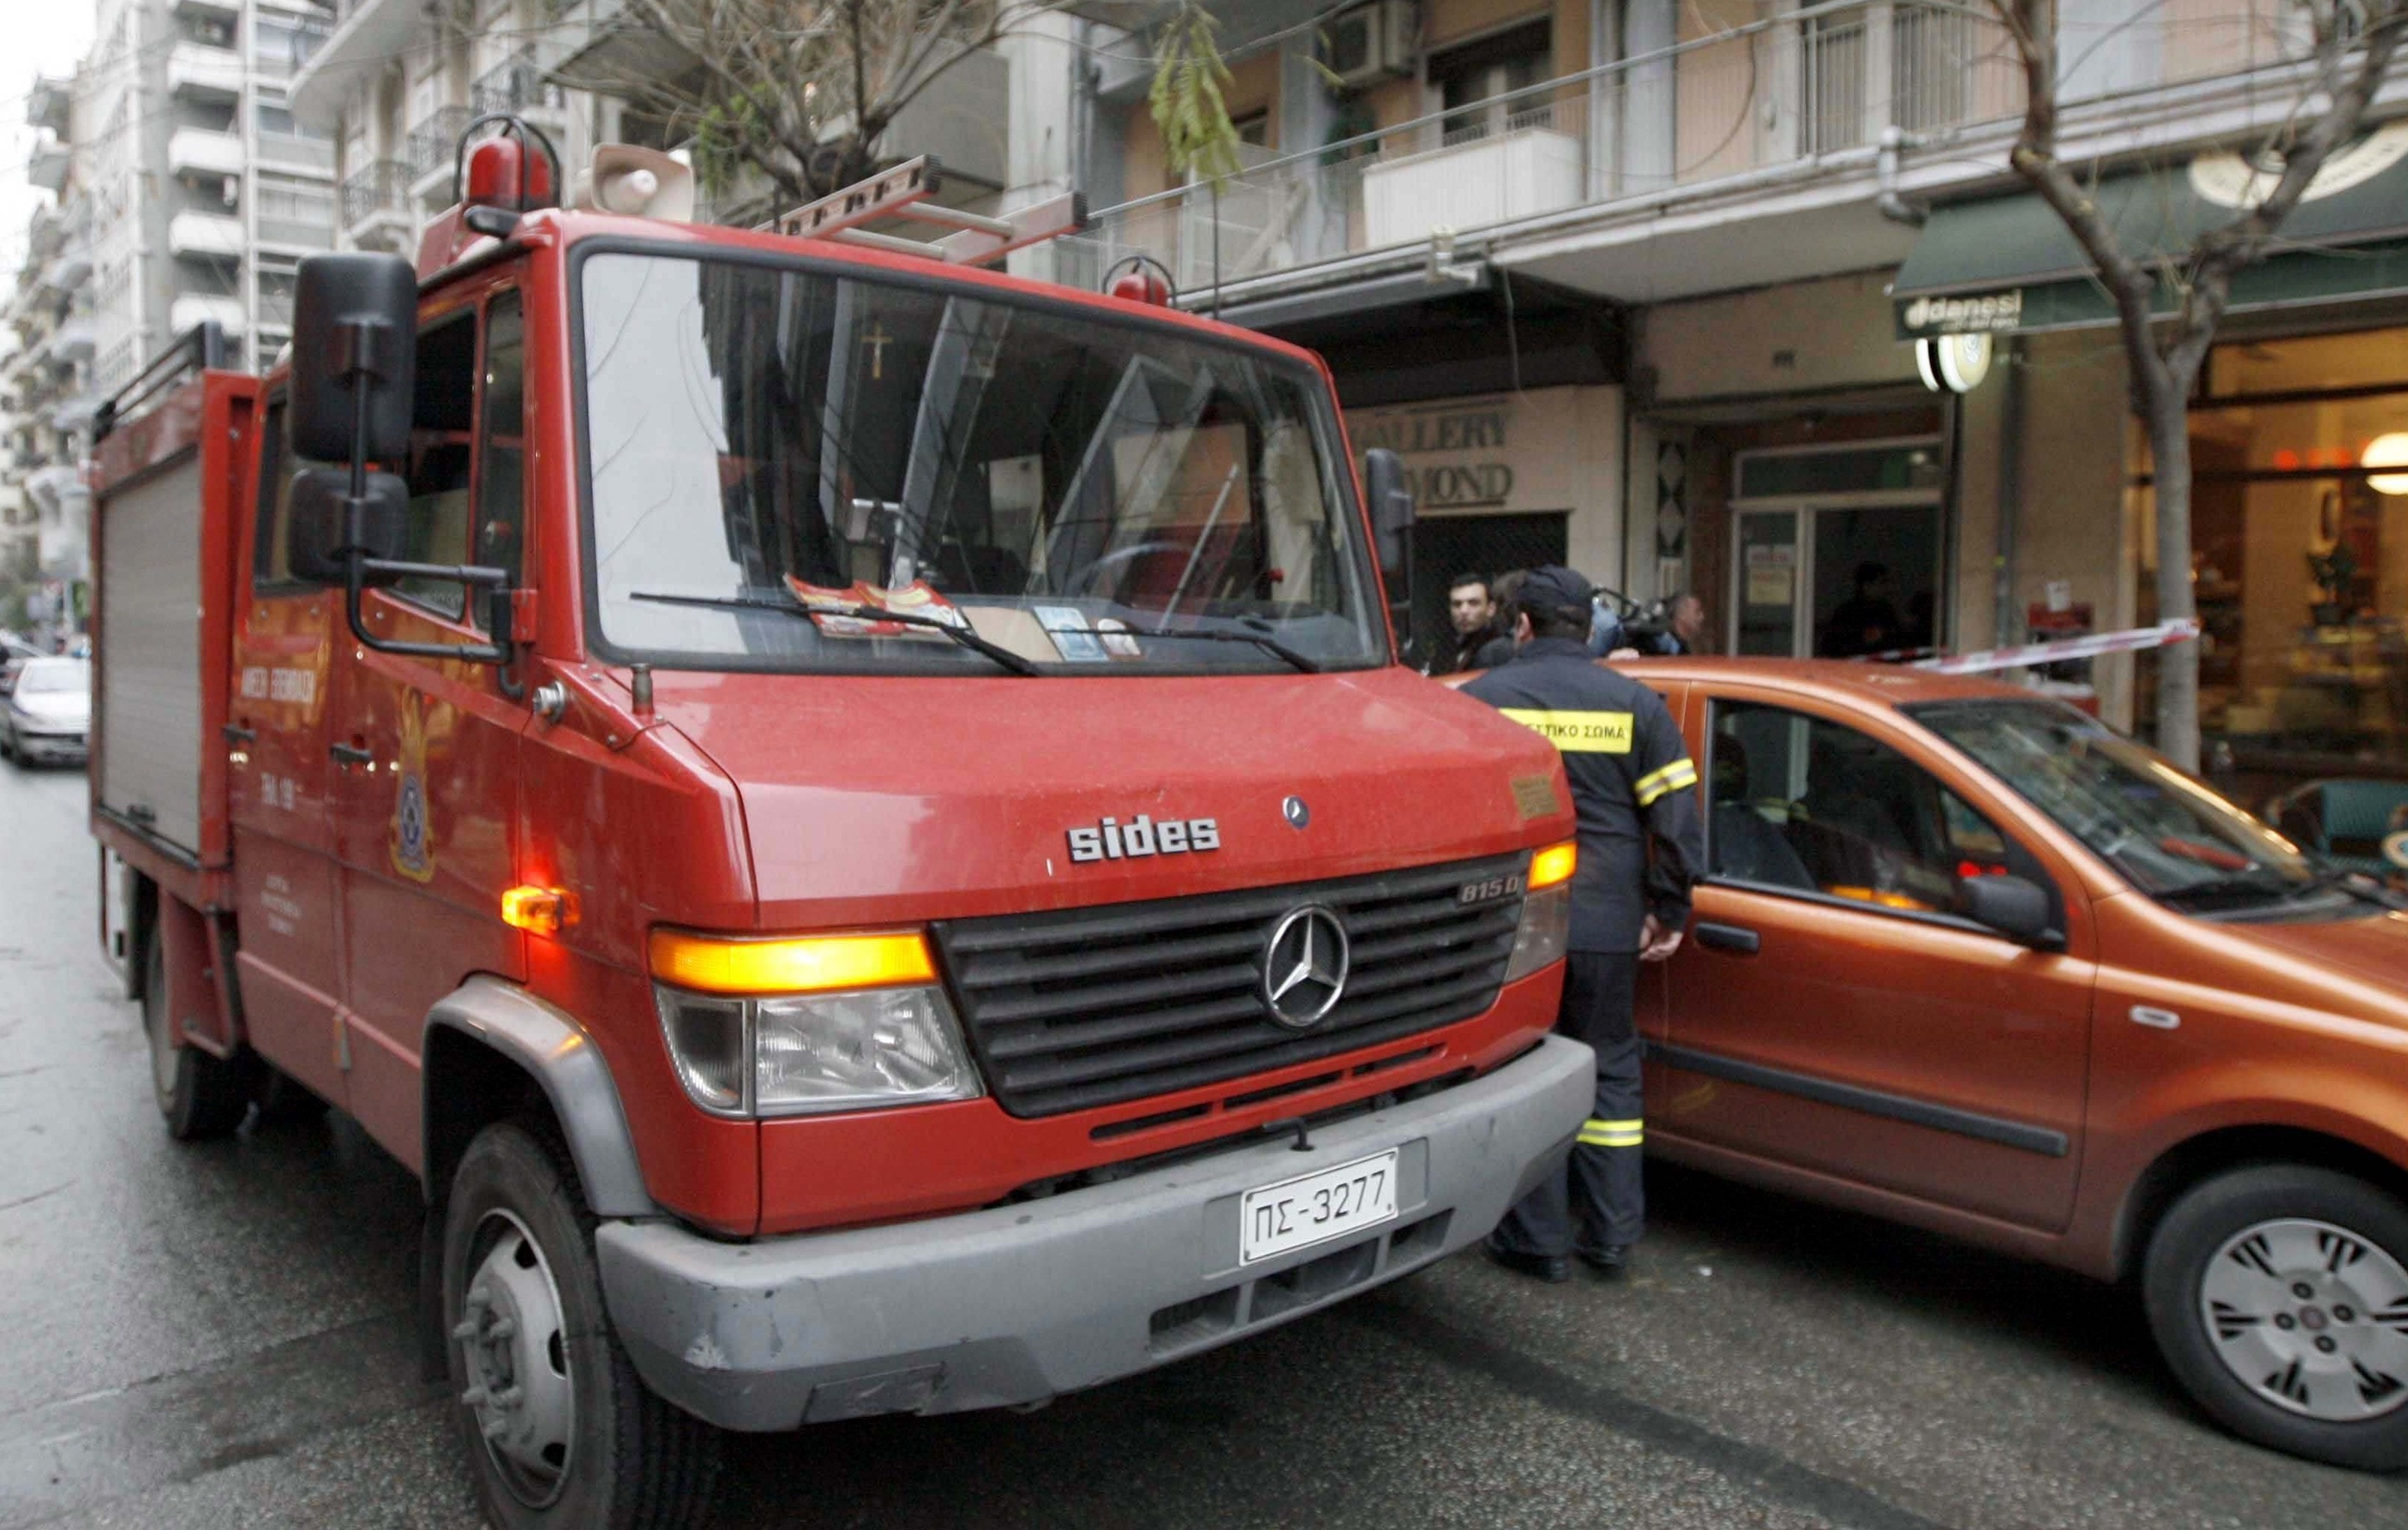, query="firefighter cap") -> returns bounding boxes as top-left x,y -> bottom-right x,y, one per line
1516,565 -> 1596,623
